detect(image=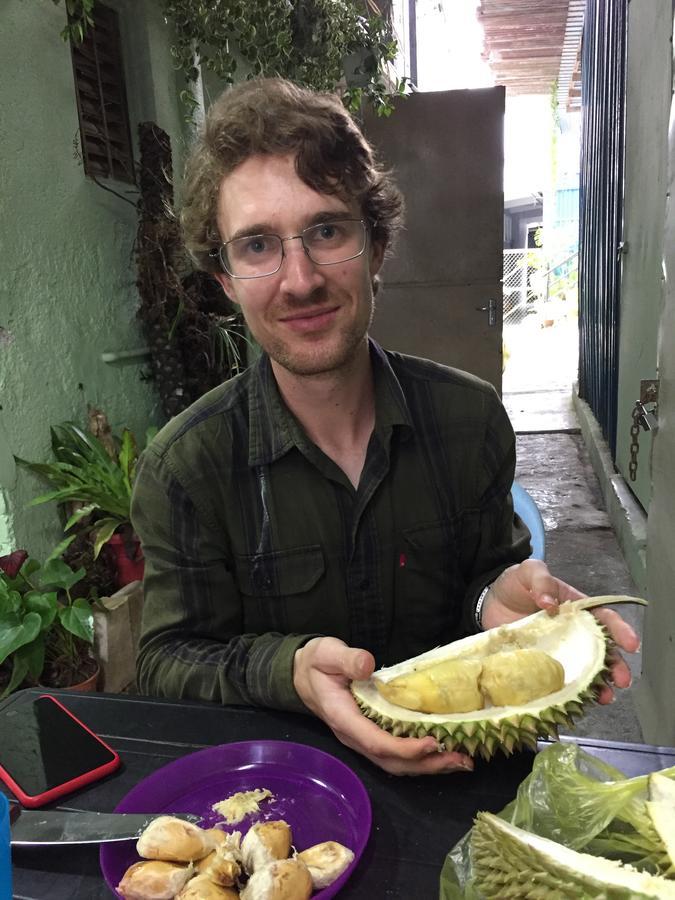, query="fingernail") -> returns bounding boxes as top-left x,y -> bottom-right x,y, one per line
540,594 -> 557,607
